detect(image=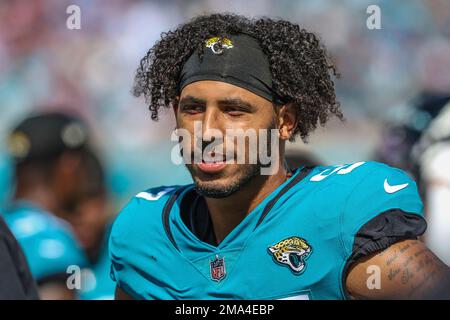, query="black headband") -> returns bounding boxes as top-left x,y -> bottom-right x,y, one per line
178,34 -> 284,104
